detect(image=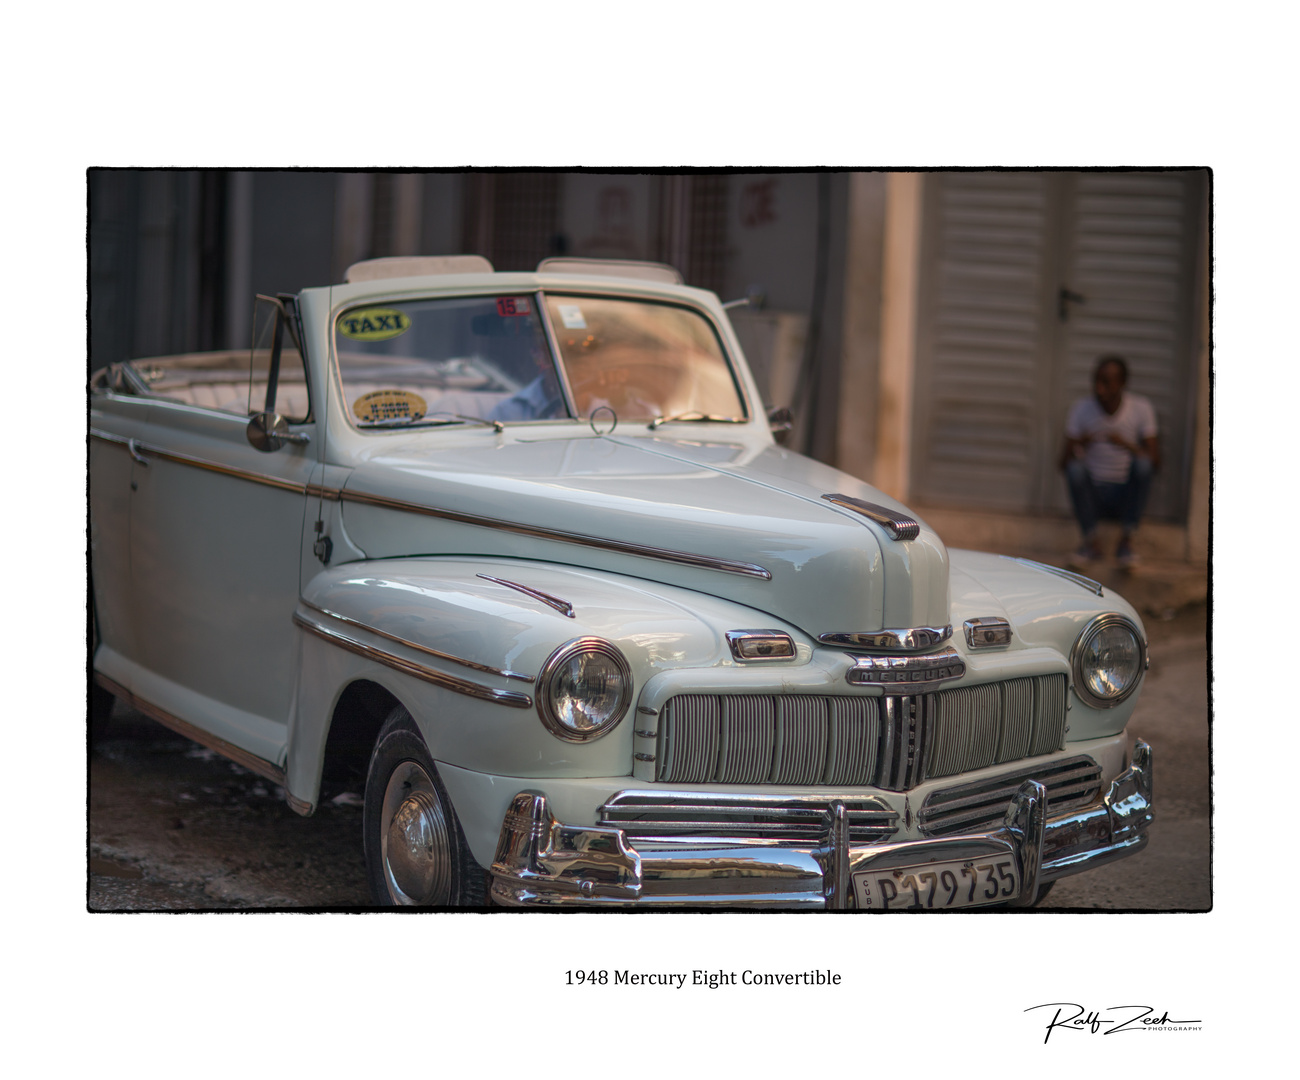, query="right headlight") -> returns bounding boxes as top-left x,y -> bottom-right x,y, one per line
1071,614 -> 1147,708
536,637 -> 632,742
